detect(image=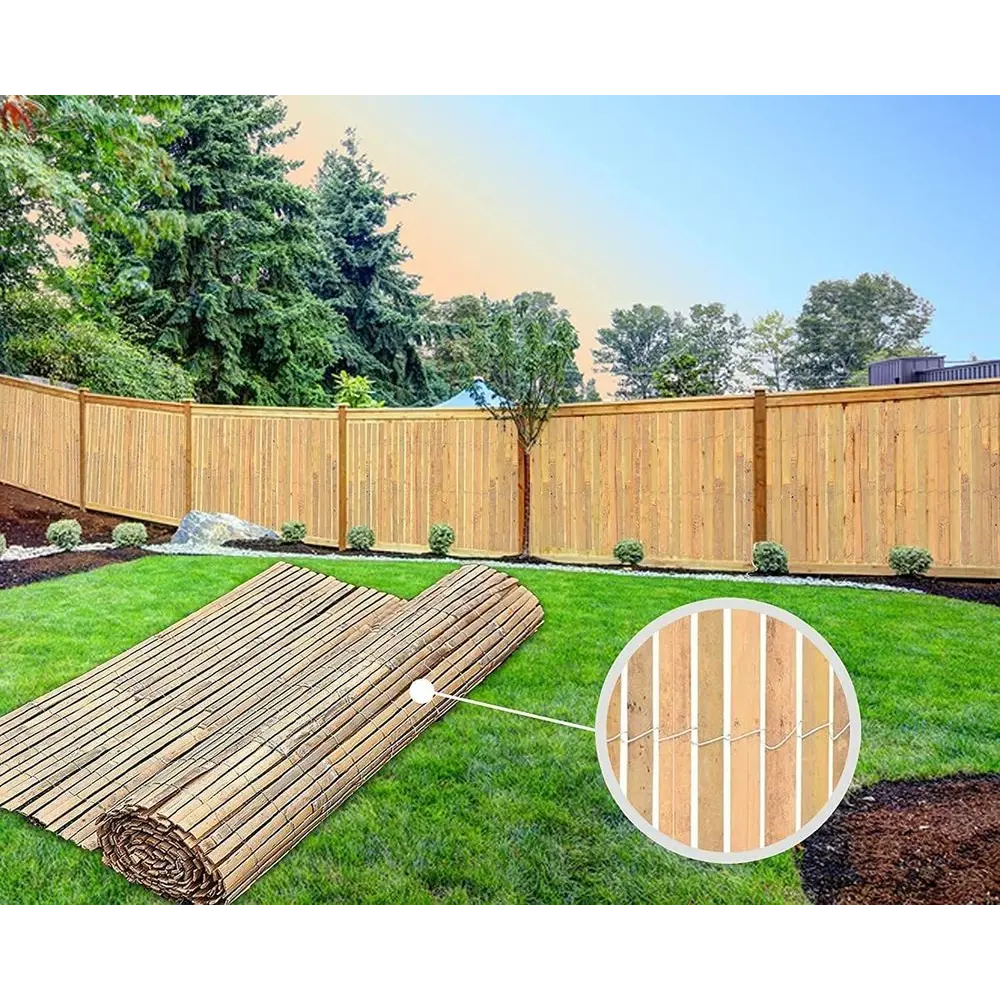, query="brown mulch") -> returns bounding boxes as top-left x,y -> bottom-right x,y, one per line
798,774 -> 1000,904
0,482 -> 171,590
